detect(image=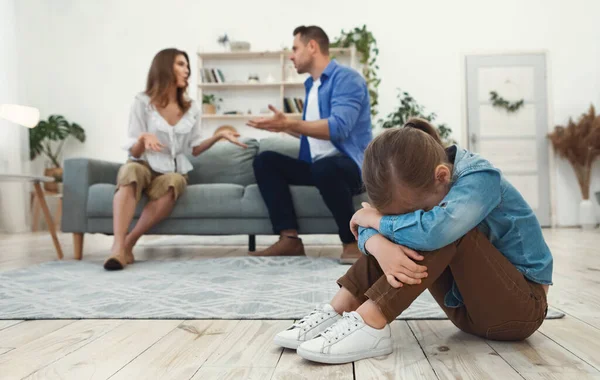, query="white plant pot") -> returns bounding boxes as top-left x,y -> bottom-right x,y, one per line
579,199 -> 597,230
